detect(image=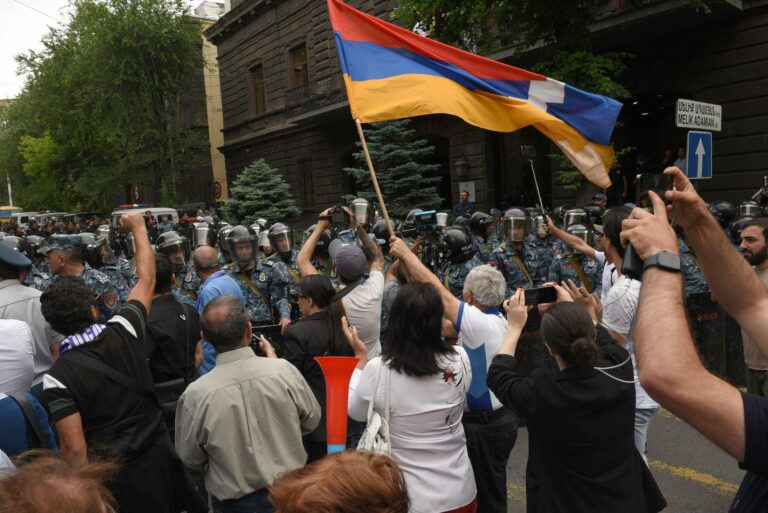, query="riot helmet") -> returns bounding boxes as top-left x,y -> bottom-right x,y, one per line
124,232 -> 137,260
156,231 -> 191,269
442,226 -> 475,265
469,212 -> 494,237
227,225 -> 259,266
563,208 -> 590,229
531,214 -> 548,238
552,205 -> 569,225
566,224 -> 593,254
218,224 -> 234,261
583,205 -> 605,226
709,201 -> 737,229
1,236 -> 32,260
730,216 -> 755,245
453,216 -> 471,235
95,224 -> 114,242
400,209 -> 423,239
268,223 -> 293,257
739,201 -> 761,218
192,222 -> 216,247
26,235 -> 48,259
349,198 -> 375,229
502,208 -> 530,243
303,224 -> 335,259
